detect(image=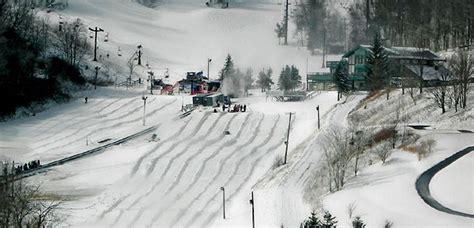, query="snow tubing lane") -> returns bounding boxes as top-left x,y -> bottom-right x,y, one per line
415,146 -> 474,218
109,112 -> 216,225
